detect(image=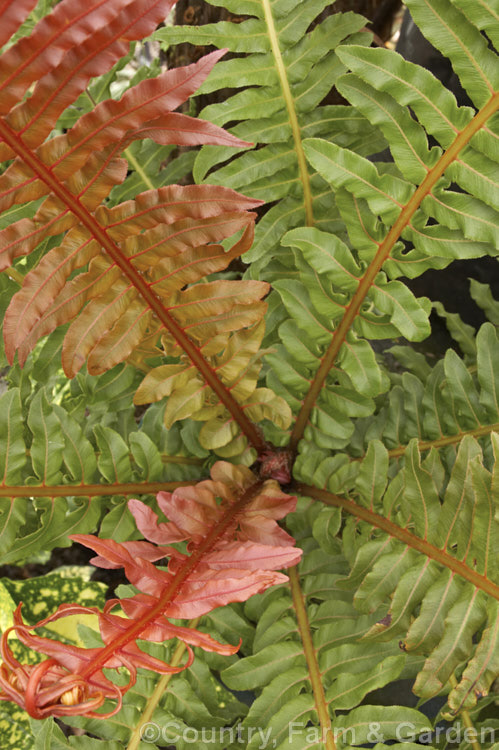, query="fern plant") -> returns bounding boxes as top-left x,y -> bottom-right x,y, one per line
0,0 -> 498,748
